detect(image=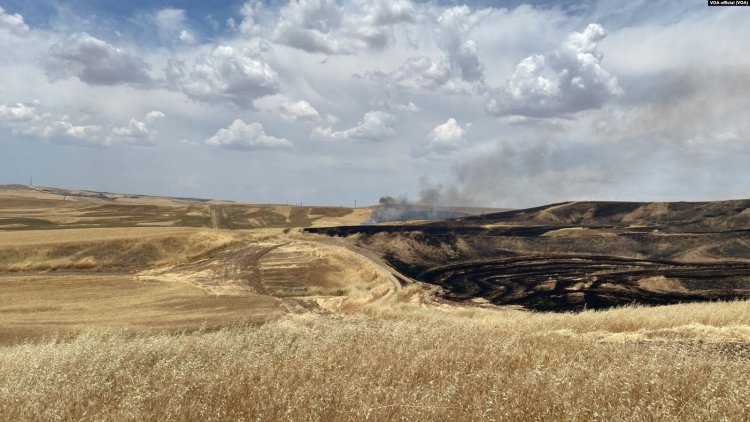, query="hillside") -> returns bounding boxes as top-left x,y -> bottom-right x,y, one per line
306,200 -> 750,311
0,185 -> 372,230
457,200 -> 750,233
